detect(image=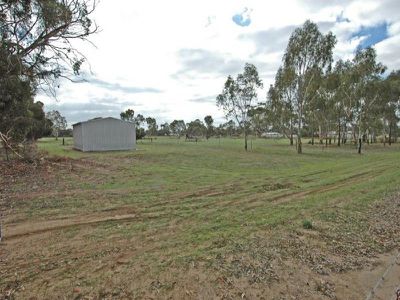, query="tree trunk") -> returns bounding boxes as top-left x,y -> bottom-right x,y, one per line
297,136 -> 302,153
311,125 -> 314,145
318,125 -> 322,144
389,123 -> 392,146
297,116 -> 302,154
357,113 -> 362,154
343,123 -> 347,144
337,119 -> 341,147
244,128 -> 248,151
290,119 -> 294,146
